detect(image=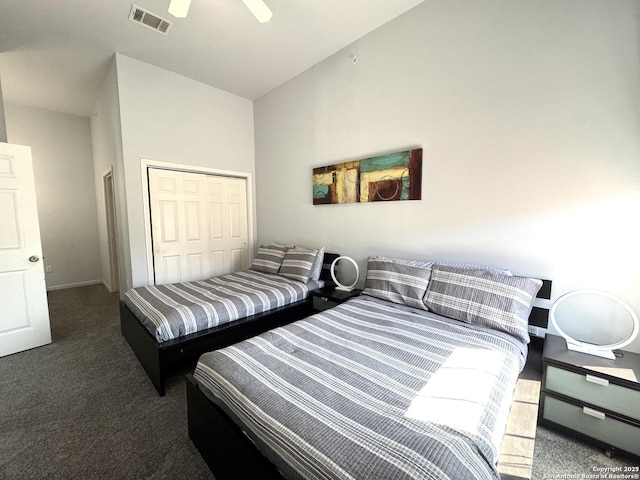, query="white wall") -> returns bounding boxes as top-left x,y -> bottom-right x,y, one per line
91,58 -> 129,294
5,103 -> 102,290
254,0 -> 640,352
114,54 -> 255,289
